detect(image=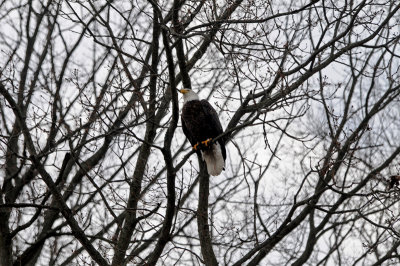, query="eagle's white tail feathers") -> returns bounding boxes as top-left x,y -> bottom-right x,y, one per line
201,143 -> 224,176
